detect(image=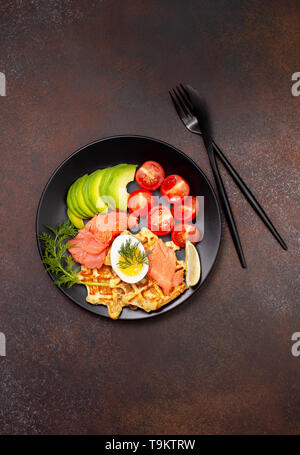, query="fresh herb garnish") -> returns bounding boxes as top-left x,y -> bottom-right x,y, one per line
39,221 -> 113,288
118,237 -> 150,270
